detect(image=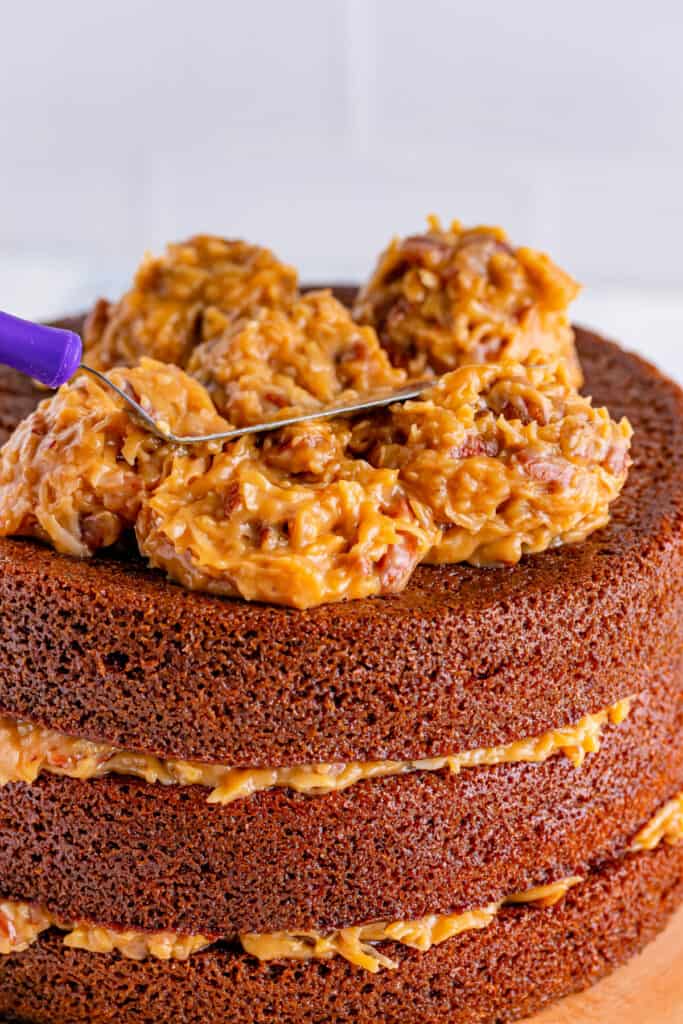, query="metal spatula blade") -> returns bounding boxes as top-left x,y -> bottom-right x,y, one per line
0,310 -> 432,445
